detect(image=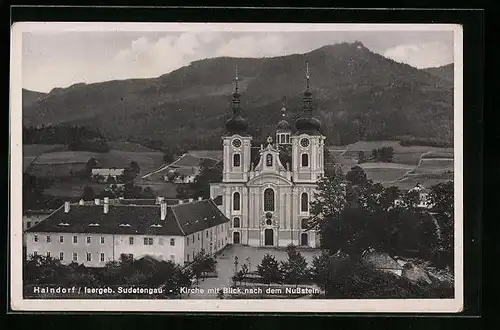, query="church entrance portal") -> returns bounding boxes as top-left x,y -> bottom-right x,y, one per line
264,229 -> 274,246
233,232 -> 240,244
300,233 -> 308,246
